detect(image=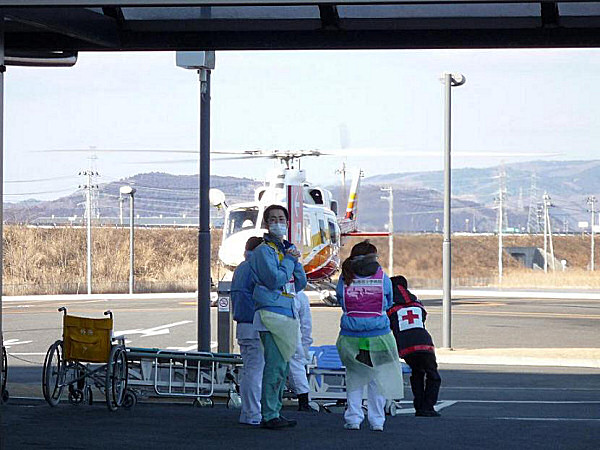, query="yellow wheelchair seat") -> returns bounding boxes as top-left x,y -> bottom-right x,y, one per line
63,314 -> 113,363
